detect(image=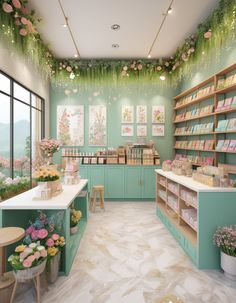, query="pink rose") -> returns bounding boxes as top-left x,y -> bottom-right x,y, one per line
23,258 -> 32,268
21,17 -> 28,25
34,251 -> 41,259
12,0 -> 21,9
27,255 -> 36,262
38,229 -> 48,239
51,234 -> 59,241
204,31 -> 212,39
20,251 -> 28,260
46,238 -> 54,247
19,28 -> 27,36
3,3 -> 13,13
40,250 -> 47,258
31,230 -> 39,240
